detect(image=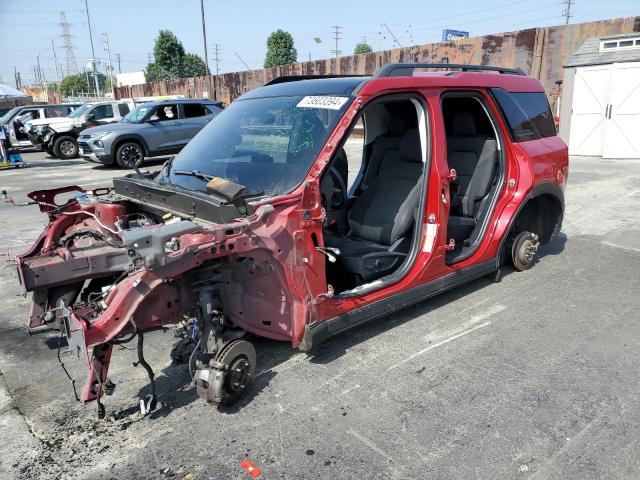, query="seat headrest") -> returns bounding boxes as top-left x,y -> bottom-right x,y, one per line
399,129 -> 422,163
451,112 -> 478,136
